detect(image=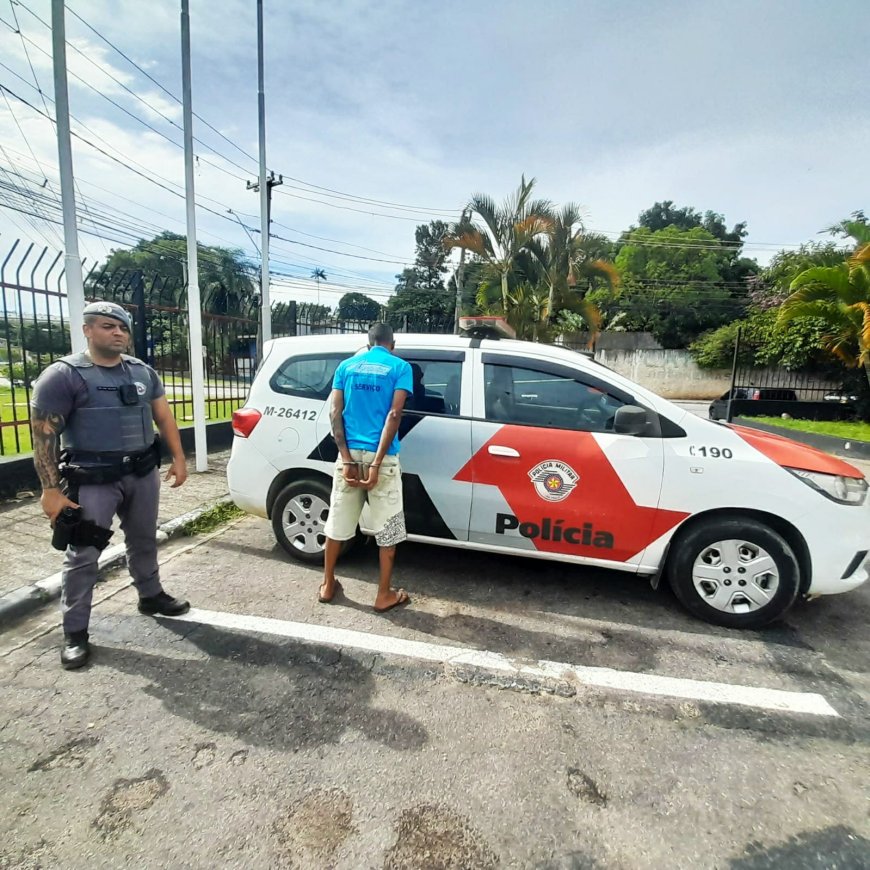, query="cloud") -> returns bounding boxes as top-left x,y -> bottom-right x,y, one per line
2,0 -> 869,300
